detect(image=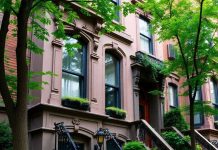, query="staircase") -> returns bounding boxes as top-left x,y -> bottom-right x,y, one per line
134,119 -> 173,150
163,126 -> 218,150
